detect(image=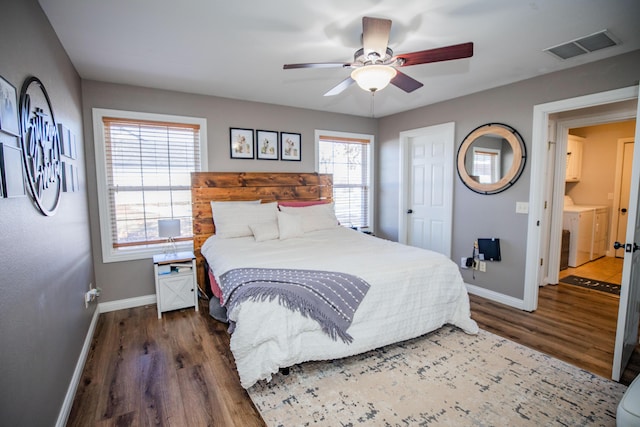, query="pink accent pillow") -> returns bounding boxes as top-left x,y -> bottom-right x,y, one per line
278,200 -> 331,208
208,268 -> 223,301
